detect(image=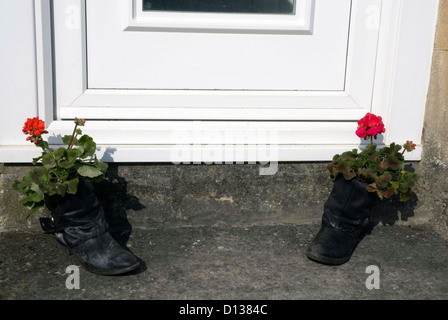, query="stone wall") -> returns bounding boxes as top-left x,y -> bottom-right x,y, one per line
417,0 -> 448,240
